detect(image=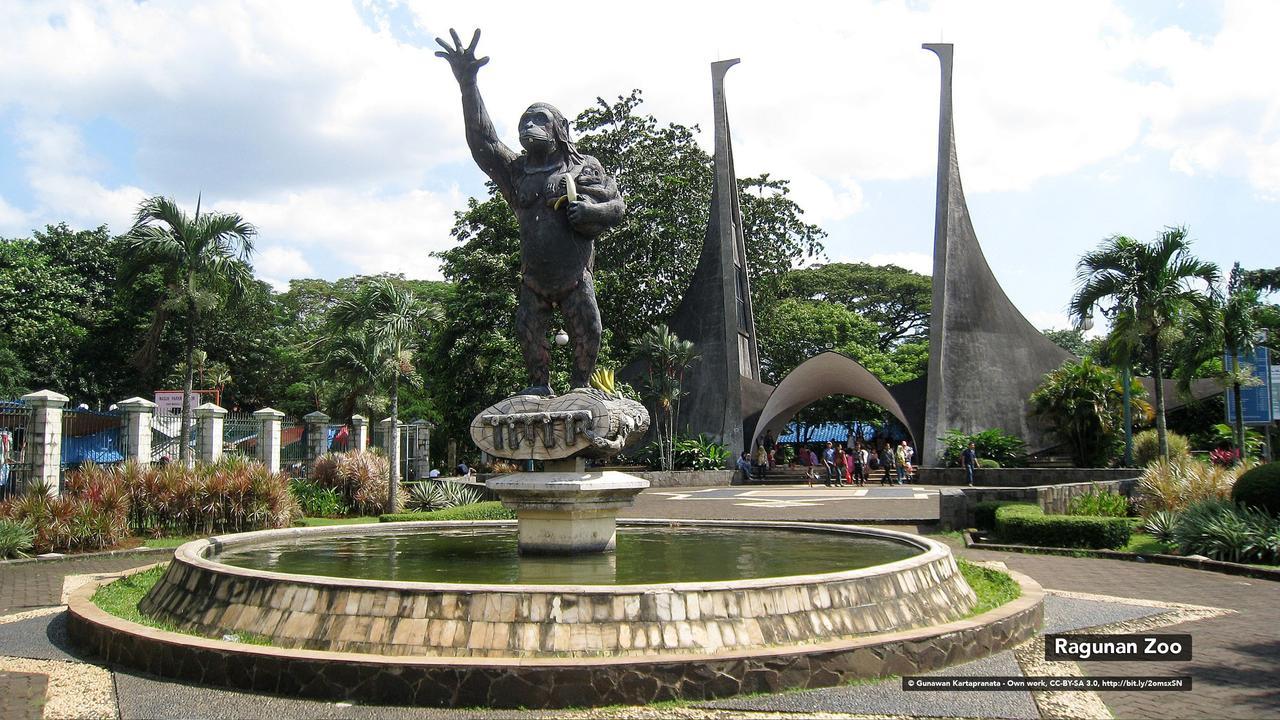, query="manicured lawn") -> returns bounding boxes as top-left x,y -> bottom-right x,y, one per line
1123,533 -> 1173,555
958,559 -> 1021,617
93,564 -> 271,645
142,536 -> 199,549
296,516 -> 382,526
